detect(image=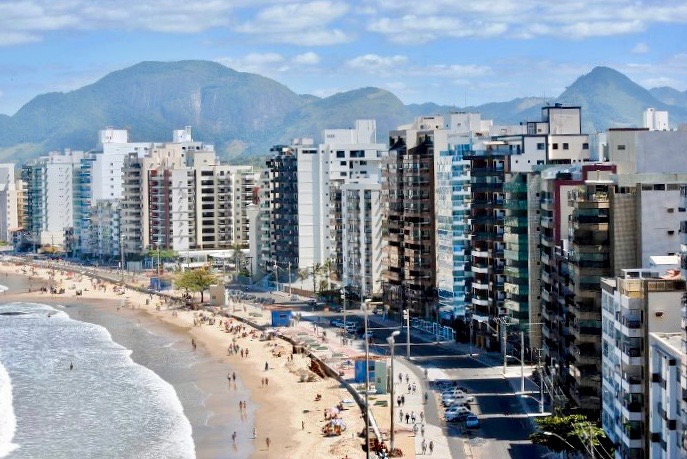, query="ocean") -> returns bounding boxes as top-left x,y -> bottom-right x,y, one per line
0,276 -> 254,459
